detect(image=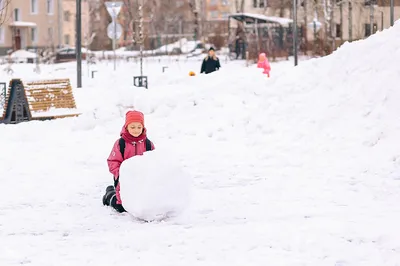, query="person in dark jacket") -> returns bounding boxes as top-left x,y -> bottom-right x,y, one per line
200,47 -> 221,74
